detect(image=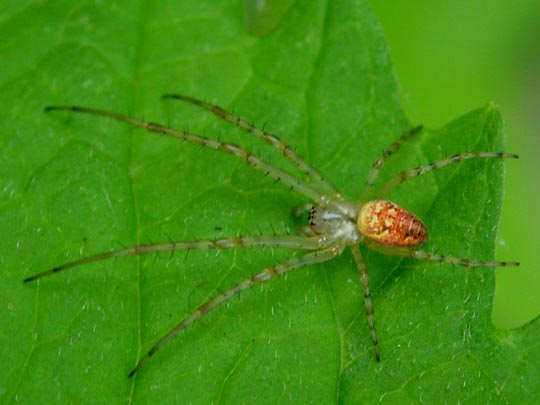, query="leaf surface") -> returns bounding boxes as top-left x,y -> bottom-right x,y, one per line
1,0 -> 537,403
